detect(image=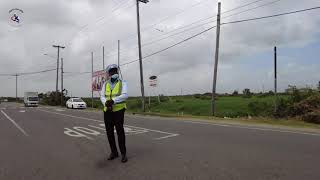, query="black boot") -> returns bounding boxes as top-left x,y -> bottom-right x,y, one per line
121,155 -> 128,163
107,153 -> 119,160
